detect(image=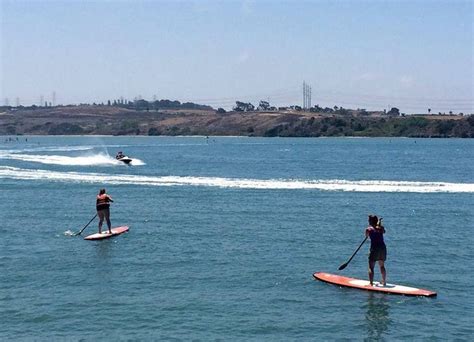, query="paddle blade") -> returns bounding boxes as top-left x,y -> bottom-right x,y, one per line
338,263 -> 348,271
